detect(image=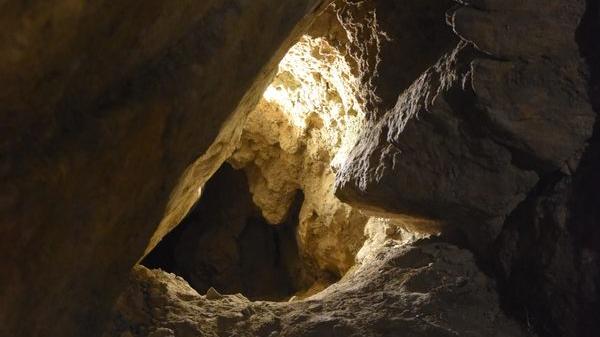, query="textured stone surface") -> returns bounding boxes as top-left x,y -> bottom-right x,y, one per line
309,0 -> 459,118
143,34 -> 394,296
143,164 -> 308,301
494,147 -> 600,337
491,2 -> 600,336
335,0 -> 595,250
106,242 -> 532,337
3,1 -> 599,337
334,0 -> 599,336
228,35 -> 369,277
336,43 -> 540,248
0,1 -> 325,337
143,167 -> 426,304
